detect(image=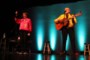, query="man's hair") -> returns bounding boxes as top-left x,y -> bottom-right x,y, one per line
64,7 -> 70,11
